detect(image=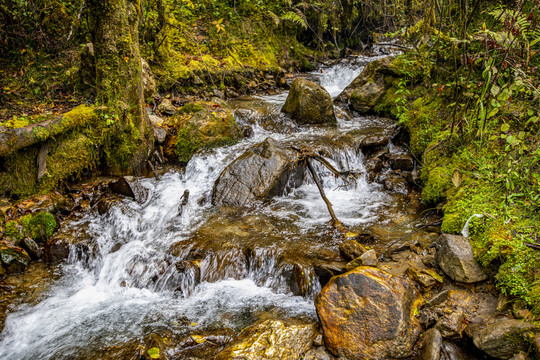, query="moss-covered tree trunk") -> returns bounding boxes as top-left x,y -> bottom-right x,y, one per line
88,0 -> 153,174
